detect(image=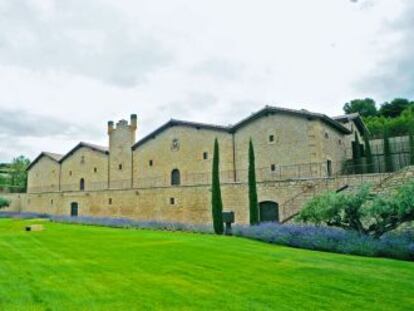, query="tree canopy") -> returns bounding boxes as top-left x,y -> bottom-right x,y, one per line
297,182 -> 414,238
343,98 -> 377,117
379,98 -> 413,118
343,98 -> 414,138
